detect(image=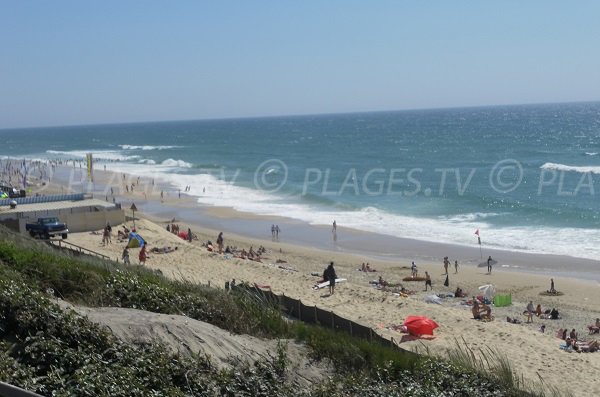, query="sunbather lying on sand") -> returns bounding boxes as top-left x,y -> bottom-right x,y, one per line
150,246 -> 178,254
